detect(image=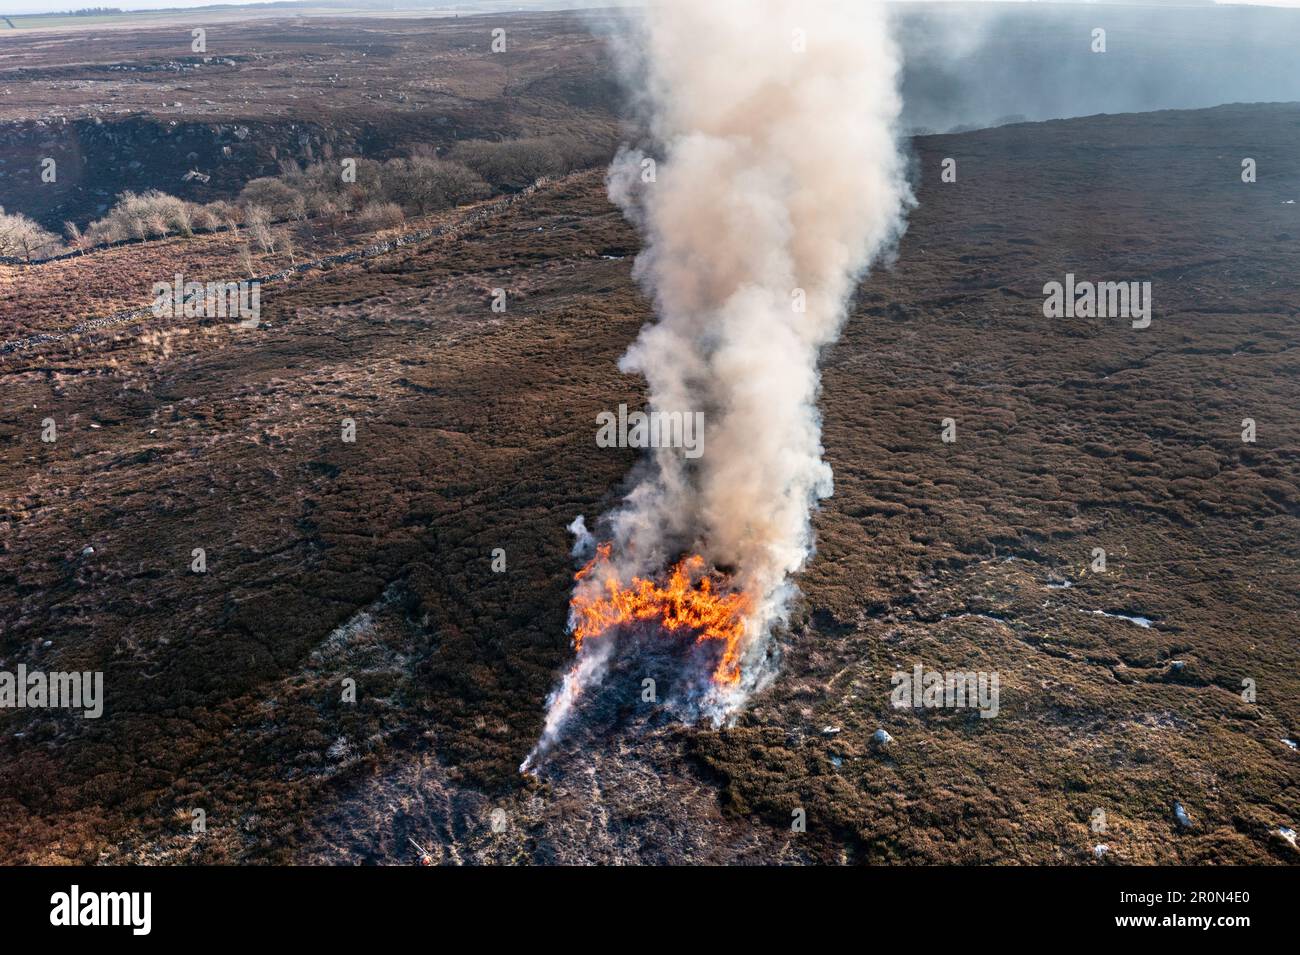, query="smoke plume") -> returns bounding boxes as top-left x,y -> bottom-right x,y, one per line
525,0 -> 913,770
